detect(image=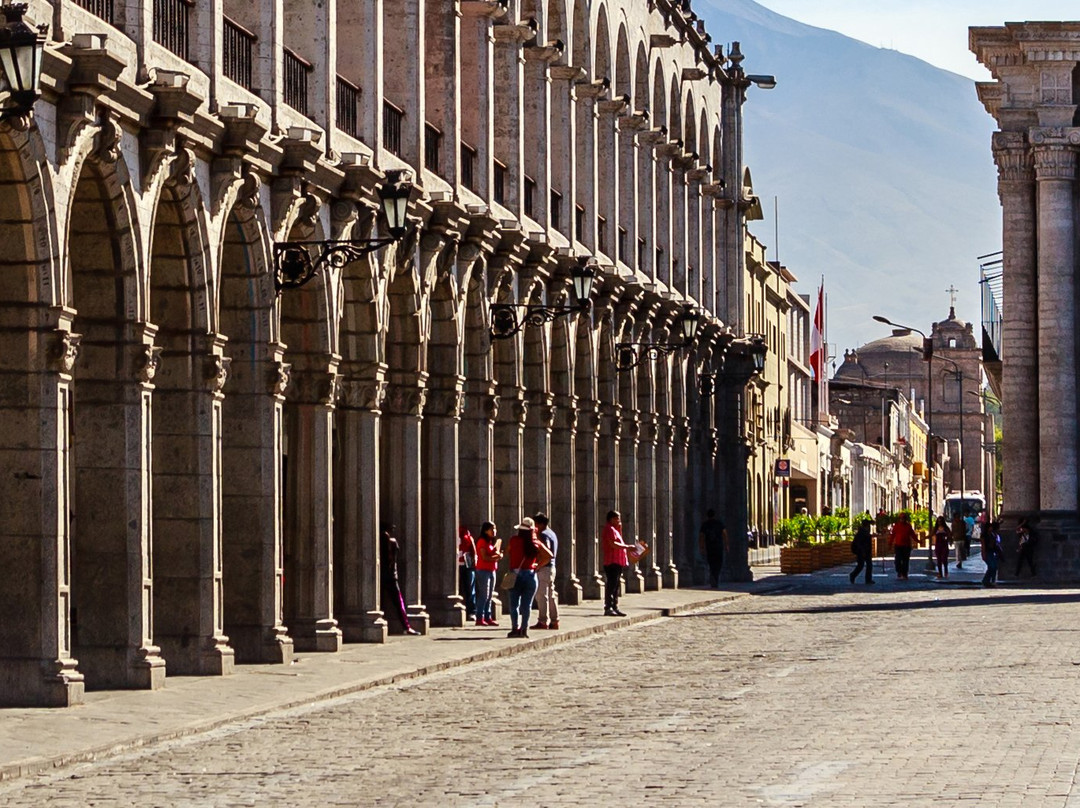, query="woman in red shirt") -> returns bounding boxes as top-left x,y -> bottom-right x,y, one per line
890,512 -> 917,580
506,518 -> 544,638
473,522 -> 502,626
